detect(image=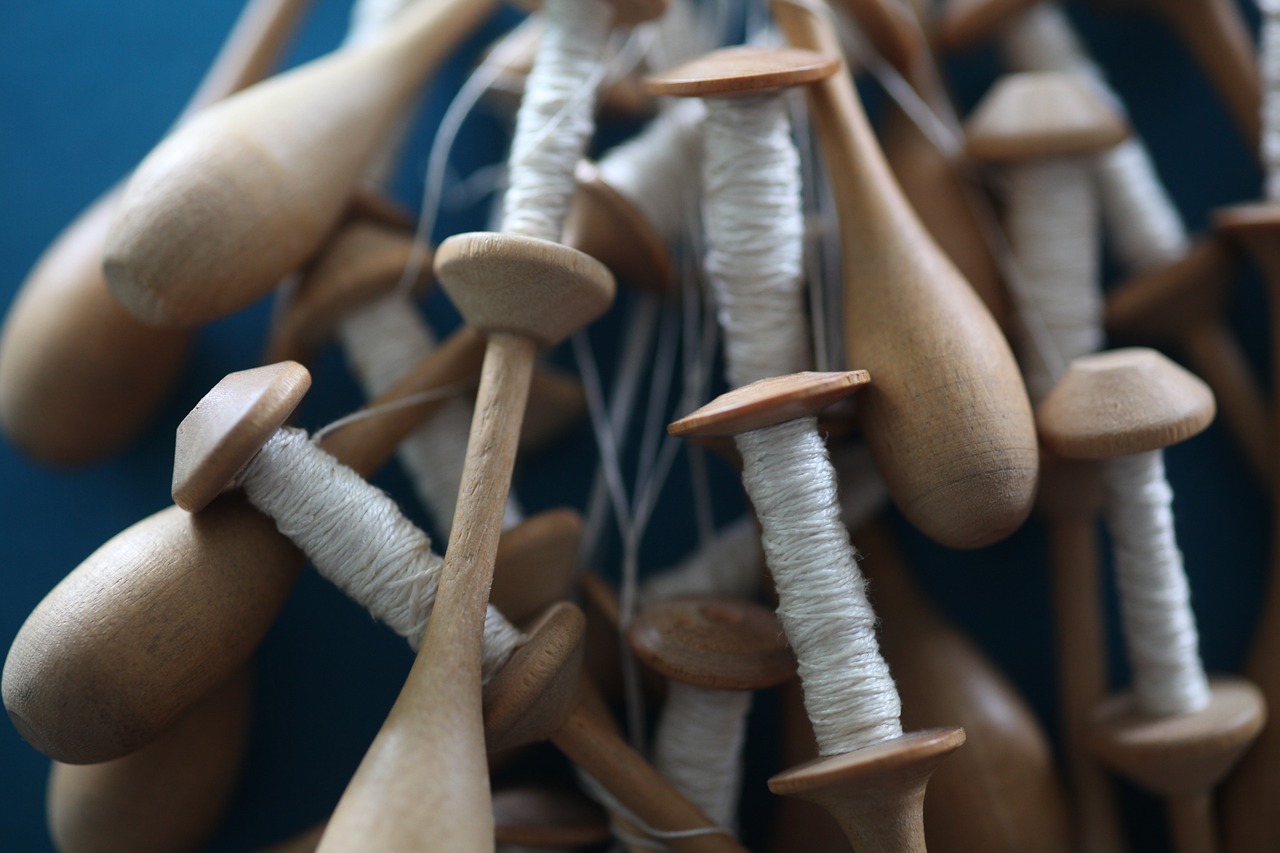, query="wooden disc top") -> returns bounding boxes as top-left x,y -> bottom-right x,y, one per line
434,232 -> 615,347
669,371 -> 871,438
770,726 -> 967,796
493,785 -> 610,847
171,361 -> 310,513
628,597 -> 796,691
965,72 -> 1129,162
265,220 -> 433,364
1036,348 -> 1215,460
645,46 -> 840,98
